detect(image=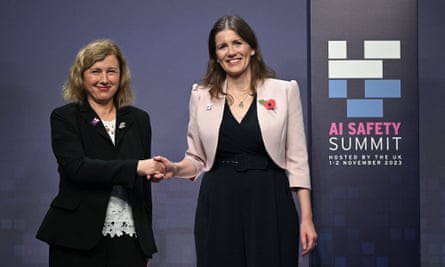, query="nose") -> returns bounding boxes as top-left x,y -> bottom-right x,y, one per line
227,45 -> 236,56
99,71 -> 110,83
